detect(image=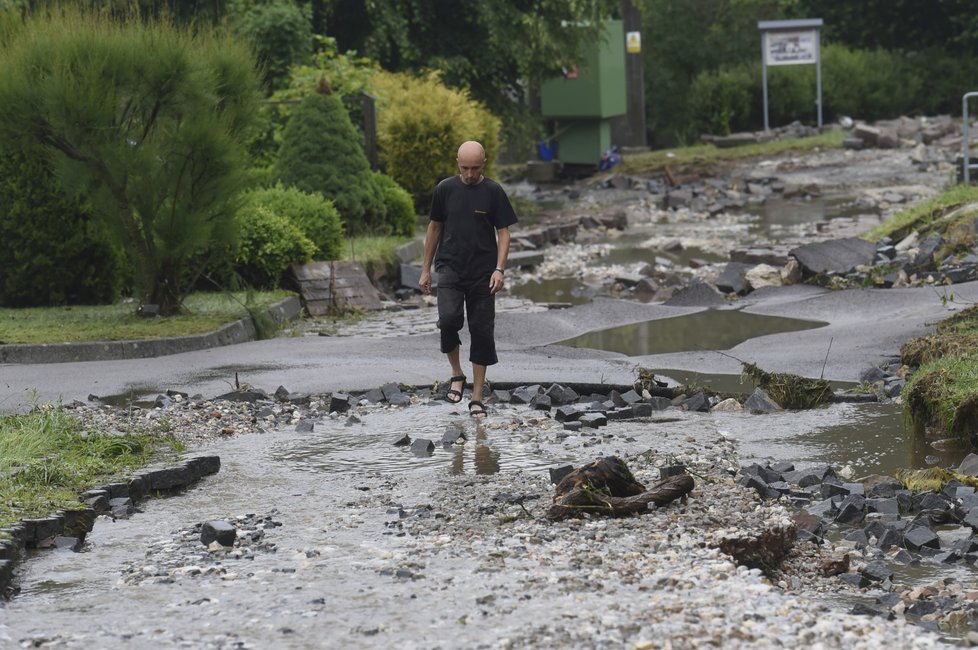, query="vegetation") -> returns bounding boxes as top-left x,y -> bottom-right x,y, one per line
617,130 -> 845,175
0,291 -> 293,344
341,234 -> 412,267
0,8 -> 261,316
241,184 -> 345,260
371,70 -> 500,211
373,171 -> 418,237
0,142 -> 124,307
862,185 -> 978,244
322,0 -> 618,151
233,204 -> 317,288
273,87 -> 387,234
685,44 -> 978,136
0,403 -> 180,529
232,0 -> 313,93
